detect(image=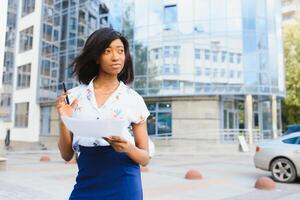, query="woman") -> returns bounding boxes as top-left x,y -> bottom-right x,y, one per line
56,28 -> 150,200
